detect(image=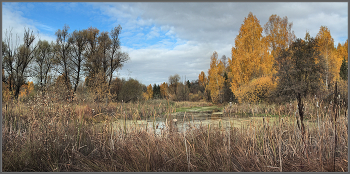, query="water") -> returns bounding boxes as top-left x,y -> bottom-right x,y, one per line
105,112 -> 288,135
